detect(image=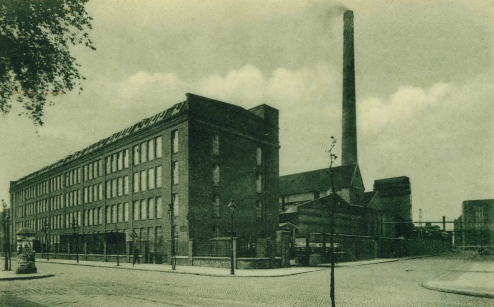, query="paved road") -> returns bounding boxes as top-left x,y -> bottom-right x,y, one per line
1,256 -> 492,307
